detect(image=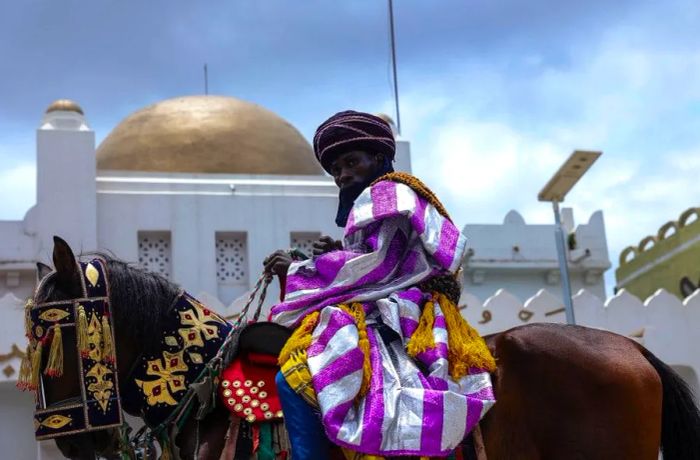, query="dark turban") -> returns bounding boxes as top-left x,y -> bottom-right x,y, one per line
313,110 -> 395,173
